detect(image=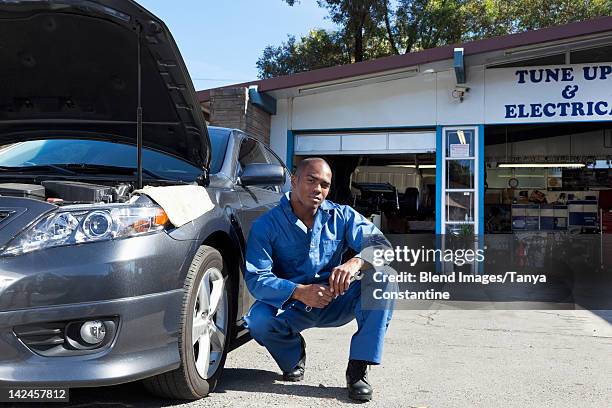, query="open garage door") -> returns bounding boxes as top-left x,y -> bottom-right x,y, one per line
484,122 -> 612,235
292,130 -> 437,234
